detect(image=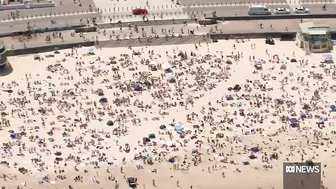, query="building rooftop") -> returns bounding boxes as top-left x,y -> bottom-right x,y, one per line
299,22 -> 329,35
